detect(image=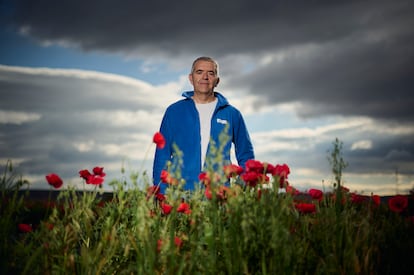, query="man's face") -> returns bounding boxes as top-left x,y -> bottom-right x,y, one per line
189,60 -> 220,94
